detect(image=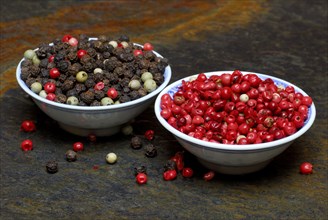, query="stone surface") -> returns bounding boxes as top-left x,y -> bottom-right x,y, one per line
0,0 -> 327,219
